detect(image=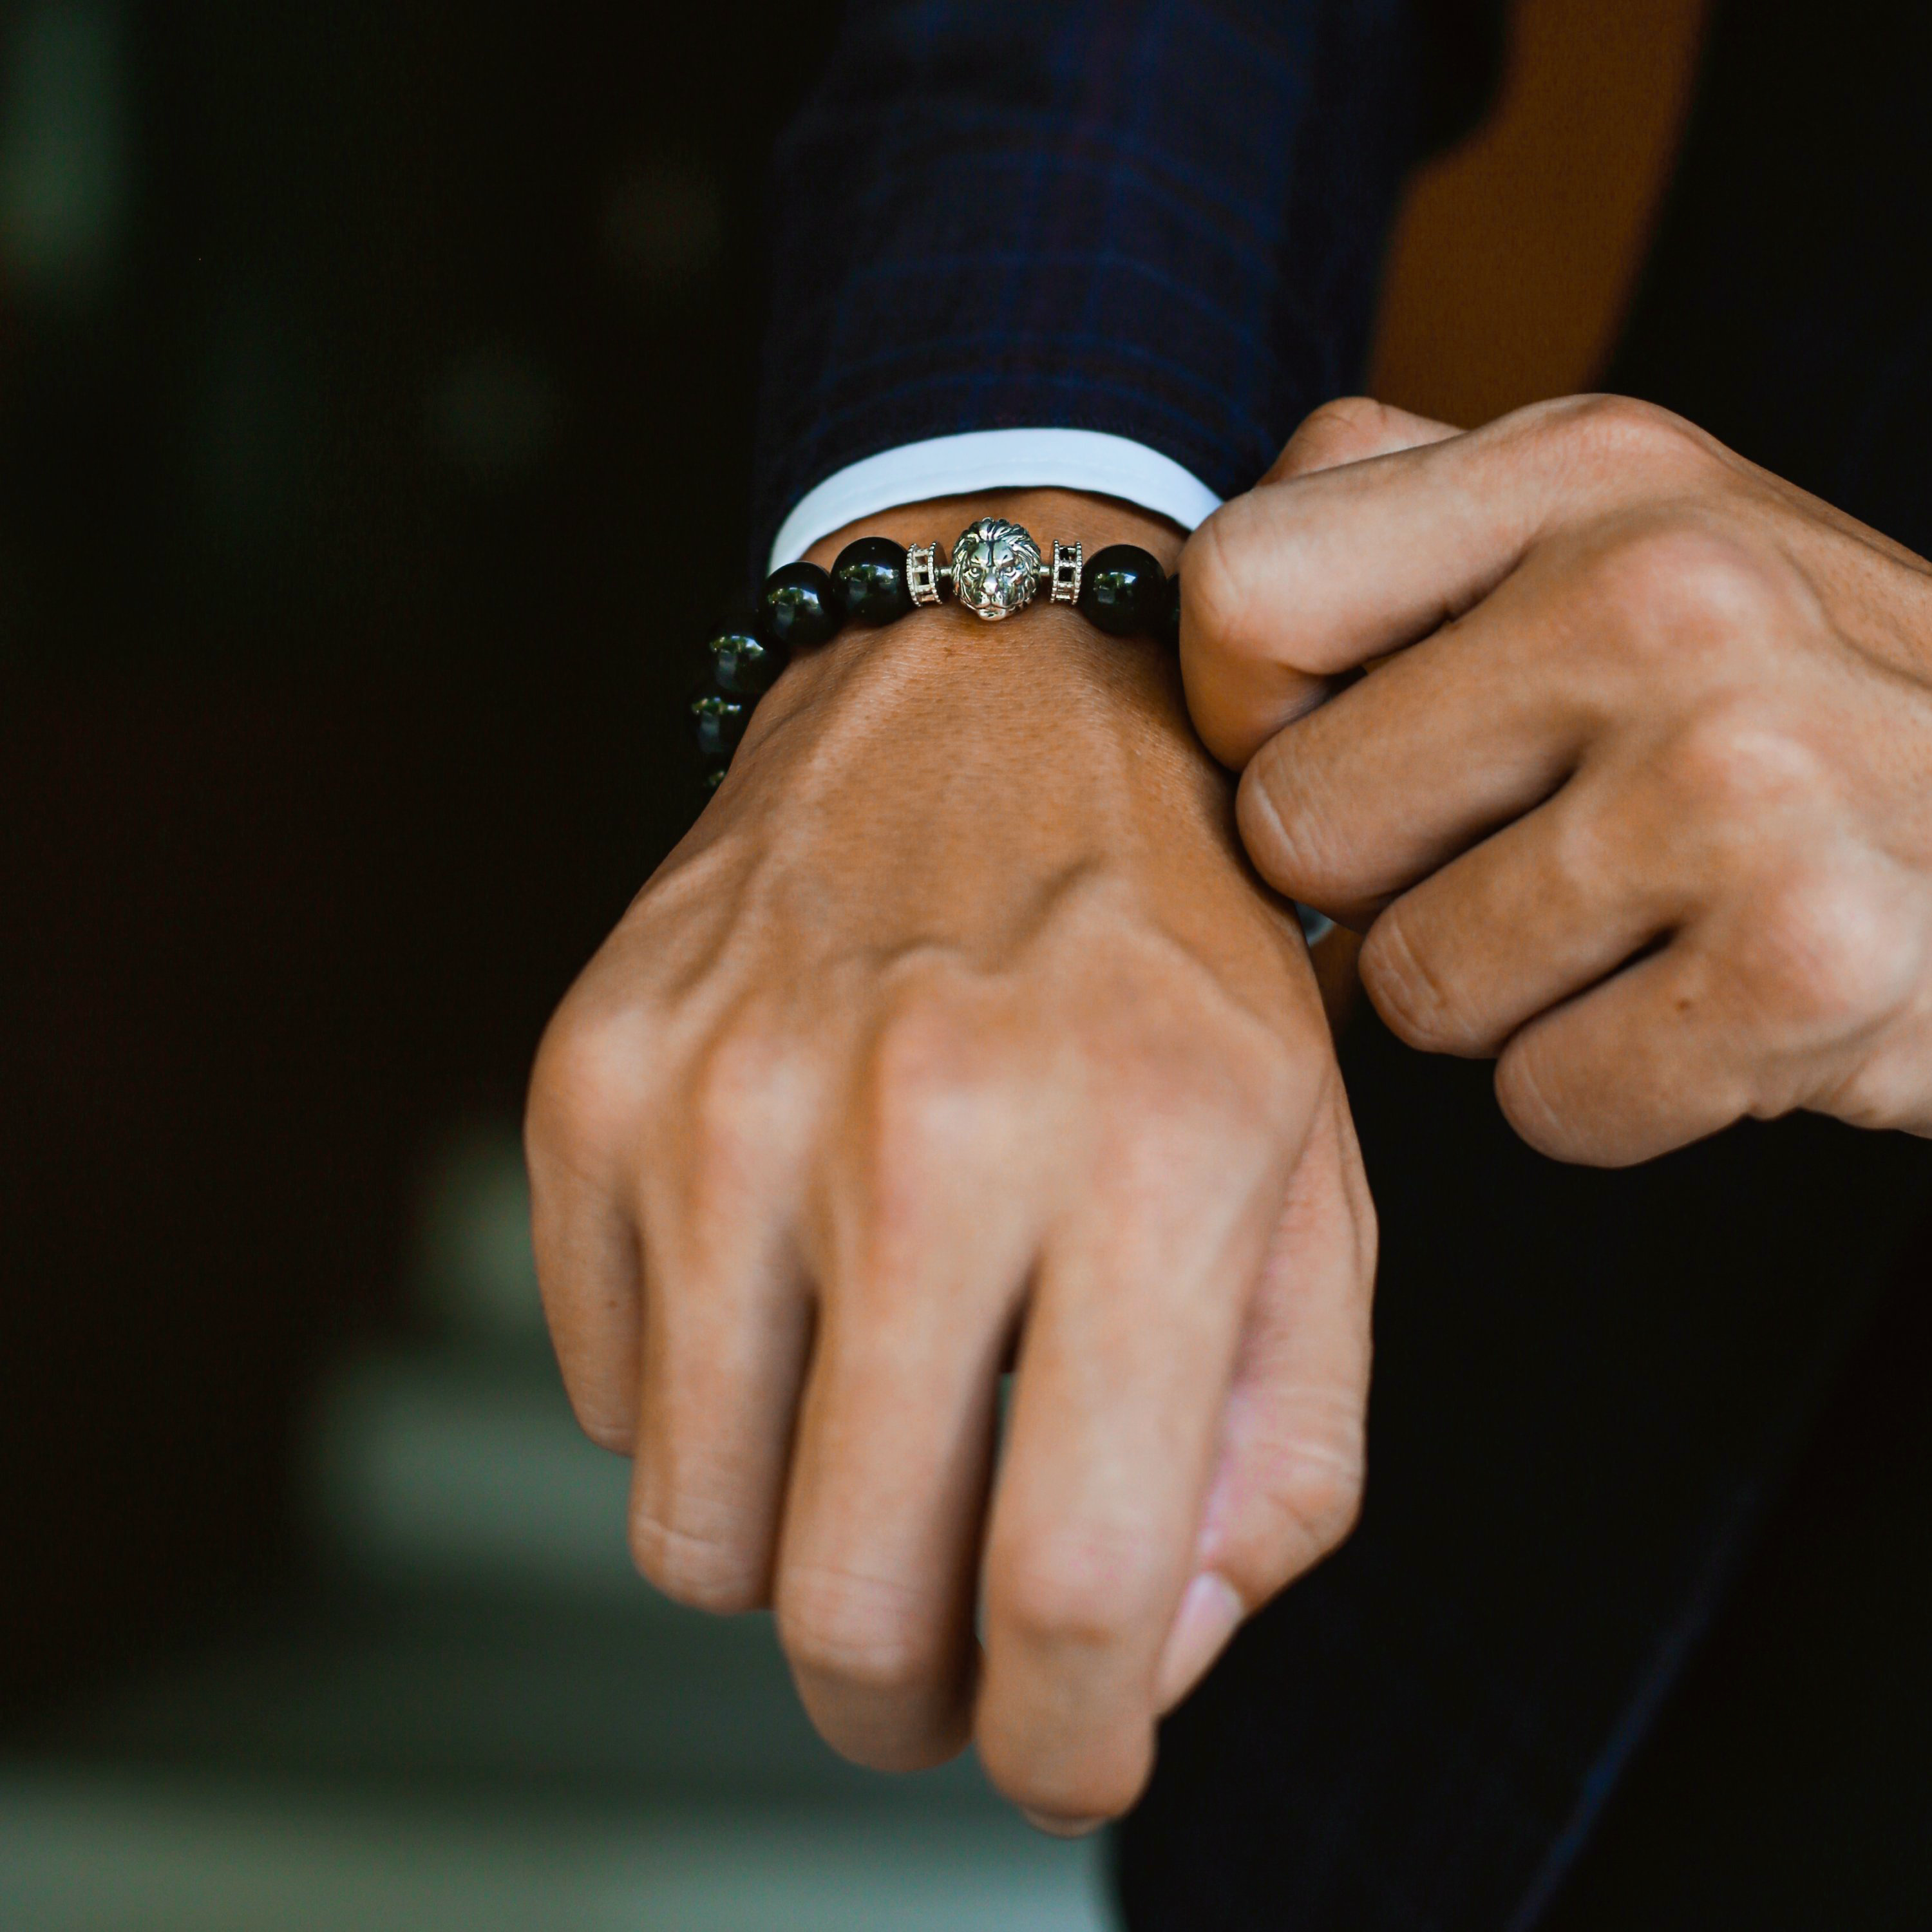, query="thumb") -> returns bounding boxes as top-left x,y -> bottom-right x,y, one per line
1153,1074 -> 1376,1714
